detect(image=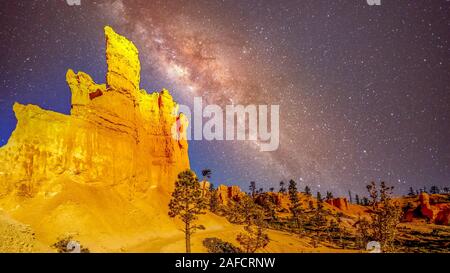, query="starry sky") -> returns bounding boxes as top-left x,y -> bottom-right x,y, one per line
0,0 -> 449,196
